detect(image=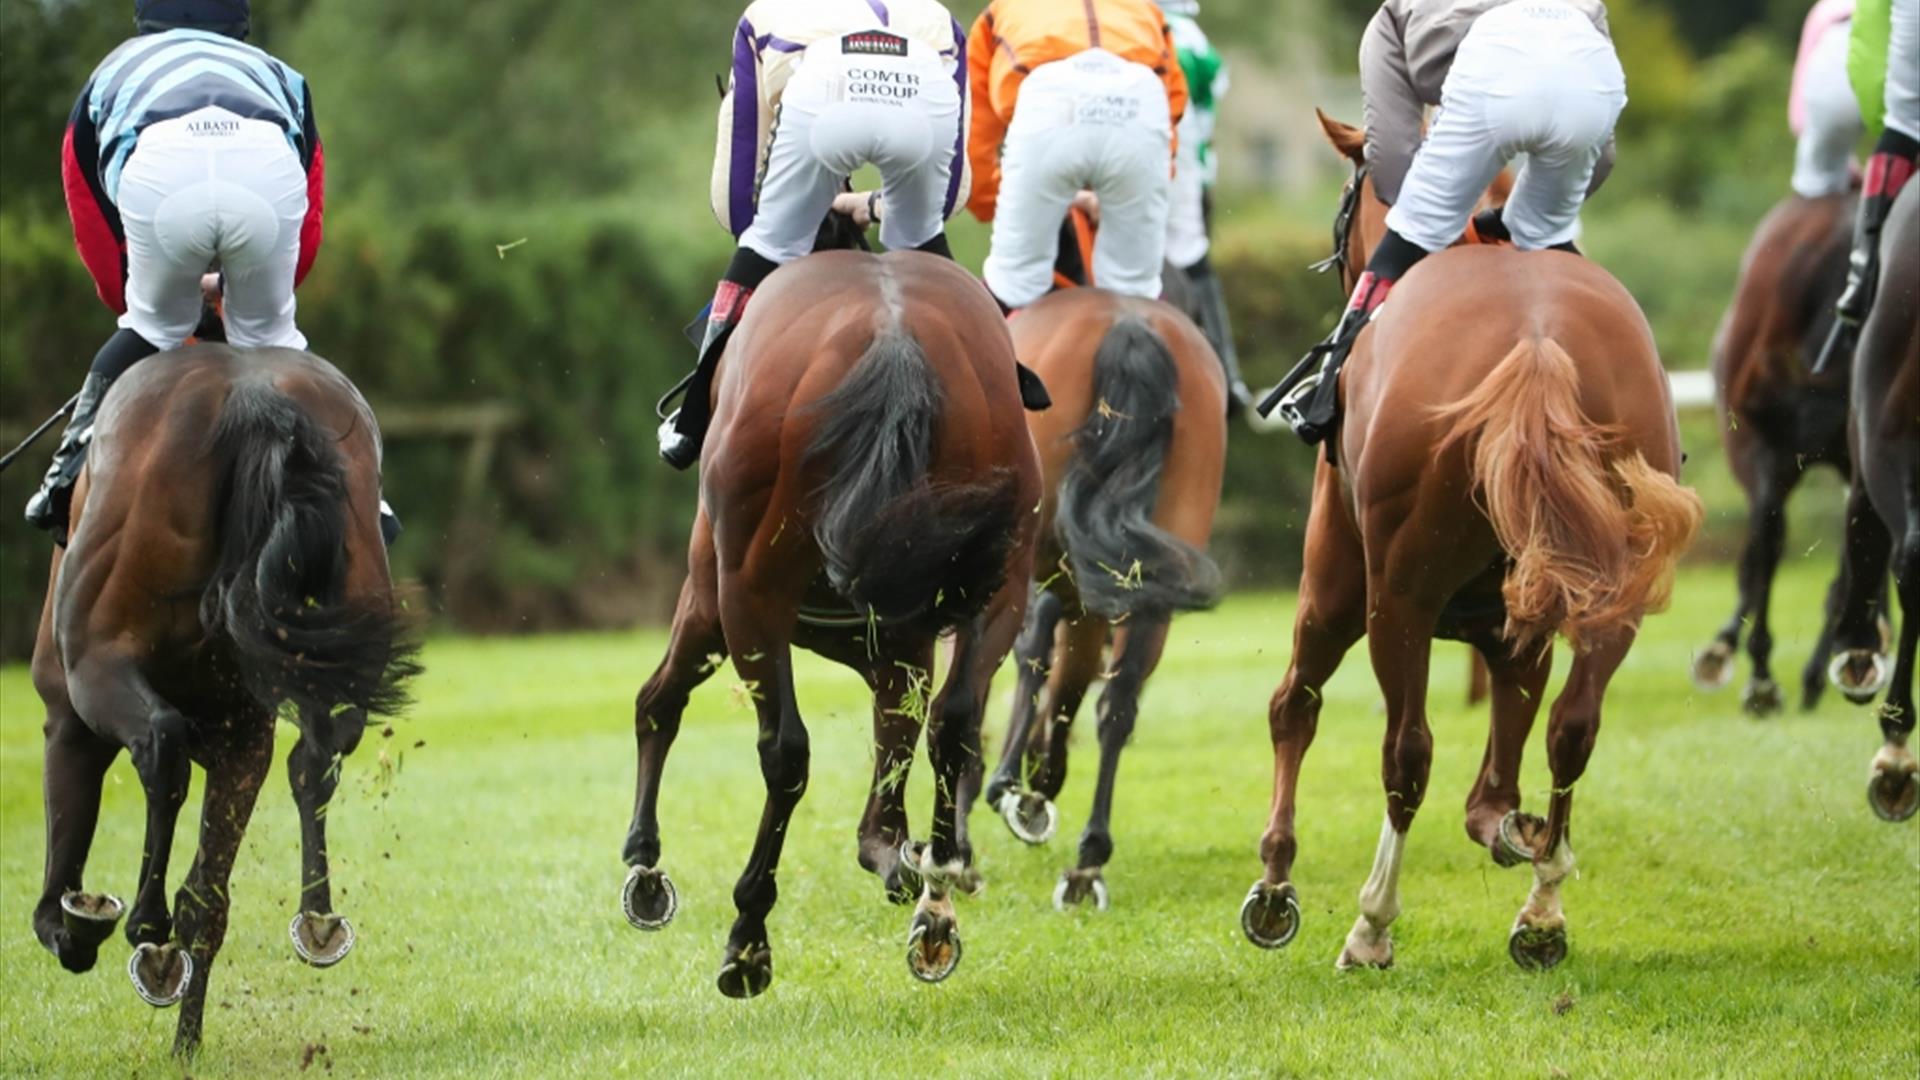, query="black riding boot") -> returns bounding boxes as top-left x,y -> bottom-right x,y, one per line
1184,256 -> 1251,416
981,282 -> 1056,411
657,249 -> 780,470
1815,132 -> 1919,373
24,328 -> 160,539
1264,230 -> 1429,445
